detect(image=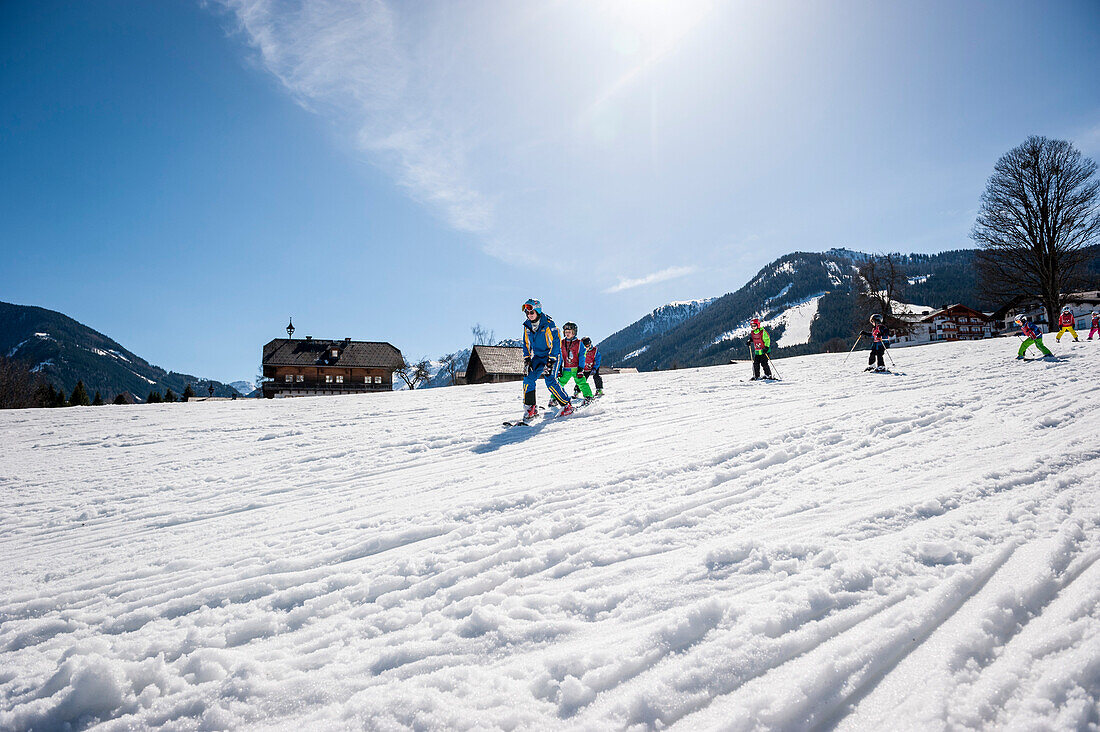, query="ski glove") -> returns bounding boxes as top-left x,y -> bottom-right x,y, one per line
542,358 -> 557,377
523,357 -> 532,375
582,370 -> 592,377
